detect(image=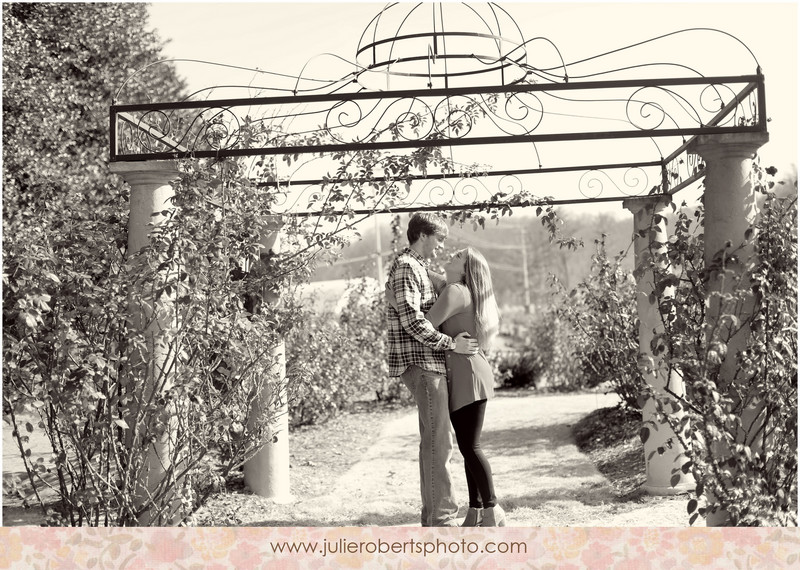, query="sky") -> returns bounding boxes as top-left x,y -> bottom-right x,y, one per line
144,1 -> 798,219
